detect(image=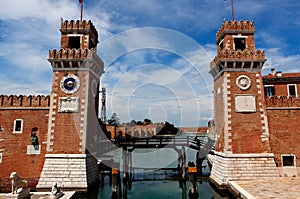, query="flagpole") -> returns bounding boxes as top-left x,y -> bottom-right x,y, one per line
80,0 -> 83,21
231,0 -> 234,21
